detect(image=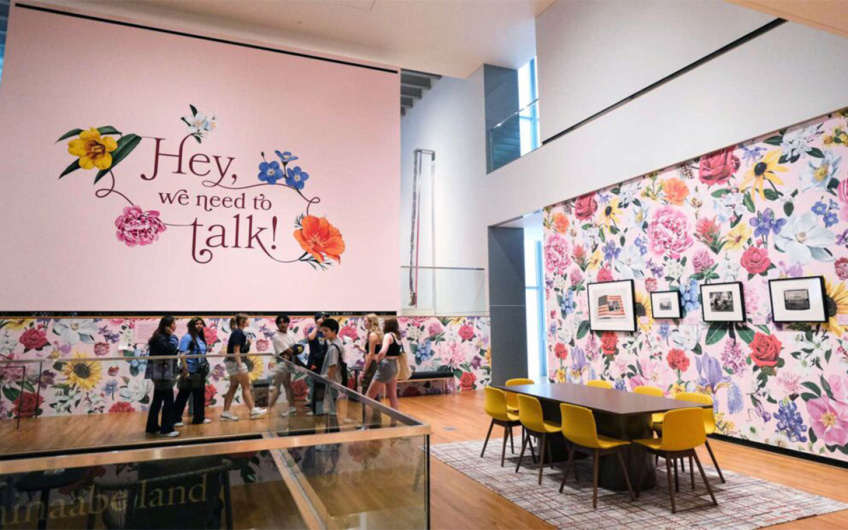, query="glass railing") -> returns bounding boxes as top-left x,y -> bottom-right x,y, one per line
401,266 -> 487,316
0,356 -> 430,528
487,98 -> 540,173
